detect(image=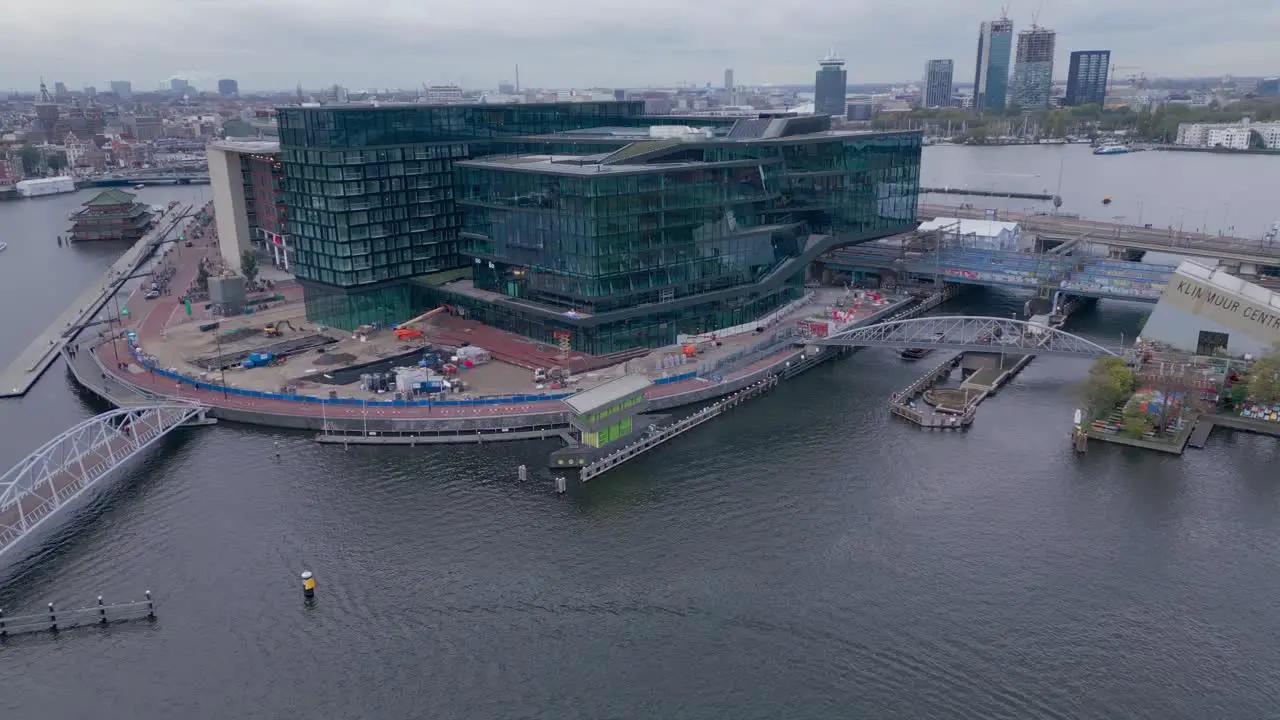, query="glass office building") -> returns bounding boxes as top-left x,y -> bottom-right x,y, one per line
421,116 -> 921,354
276,101 -> 650,328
